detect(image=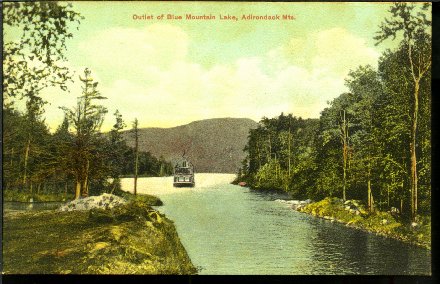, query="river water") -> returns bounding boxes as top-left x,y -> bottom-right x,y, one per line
121,173 -> 430,275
